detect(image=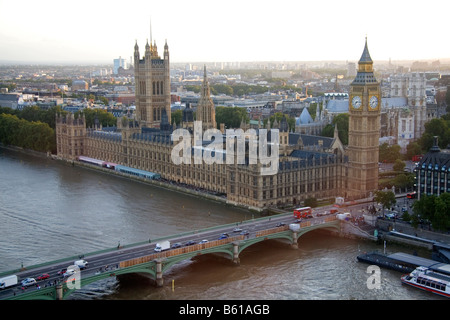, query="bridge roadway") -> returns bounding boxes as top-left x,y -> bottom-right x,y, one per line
0,210 -> 340,300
